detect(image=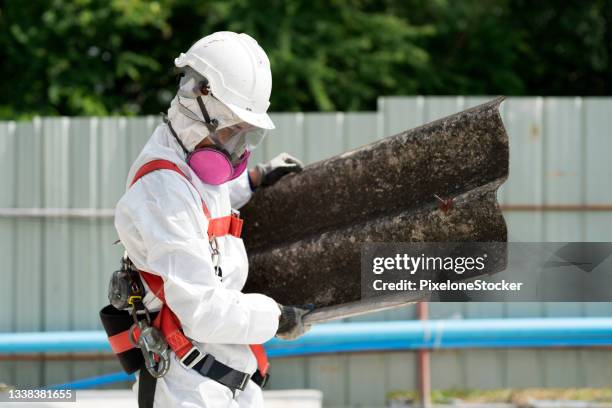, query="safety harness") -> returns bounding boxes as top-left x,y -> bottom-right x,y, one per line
107,159 -> 269,393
